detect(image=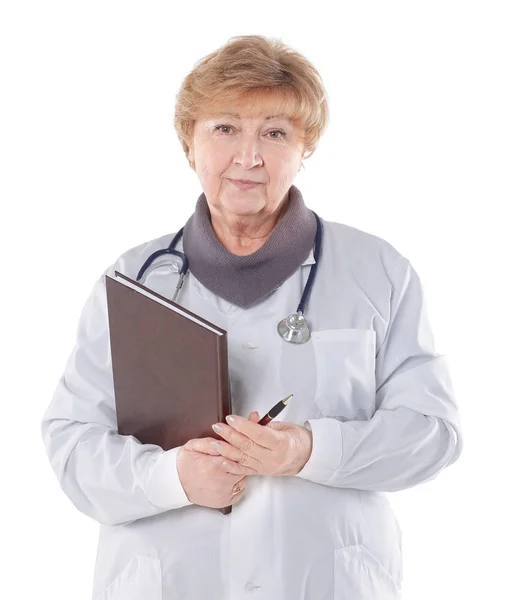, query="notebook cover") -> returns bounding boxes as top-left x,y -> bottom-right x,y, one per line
105,270 -> 233,515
